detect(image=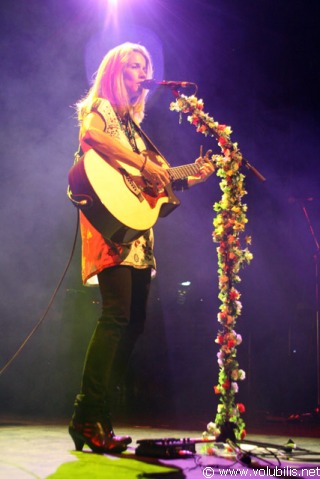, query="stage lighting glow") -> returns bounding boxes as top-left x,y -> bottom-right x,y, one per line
84,27 -> 164,93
